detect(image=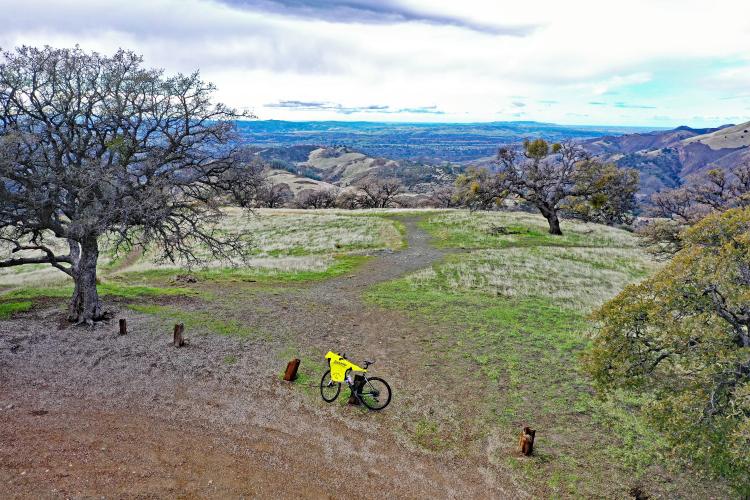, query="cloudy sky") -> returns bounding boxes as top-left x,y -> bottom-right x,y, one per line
3,0 -> 750,127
